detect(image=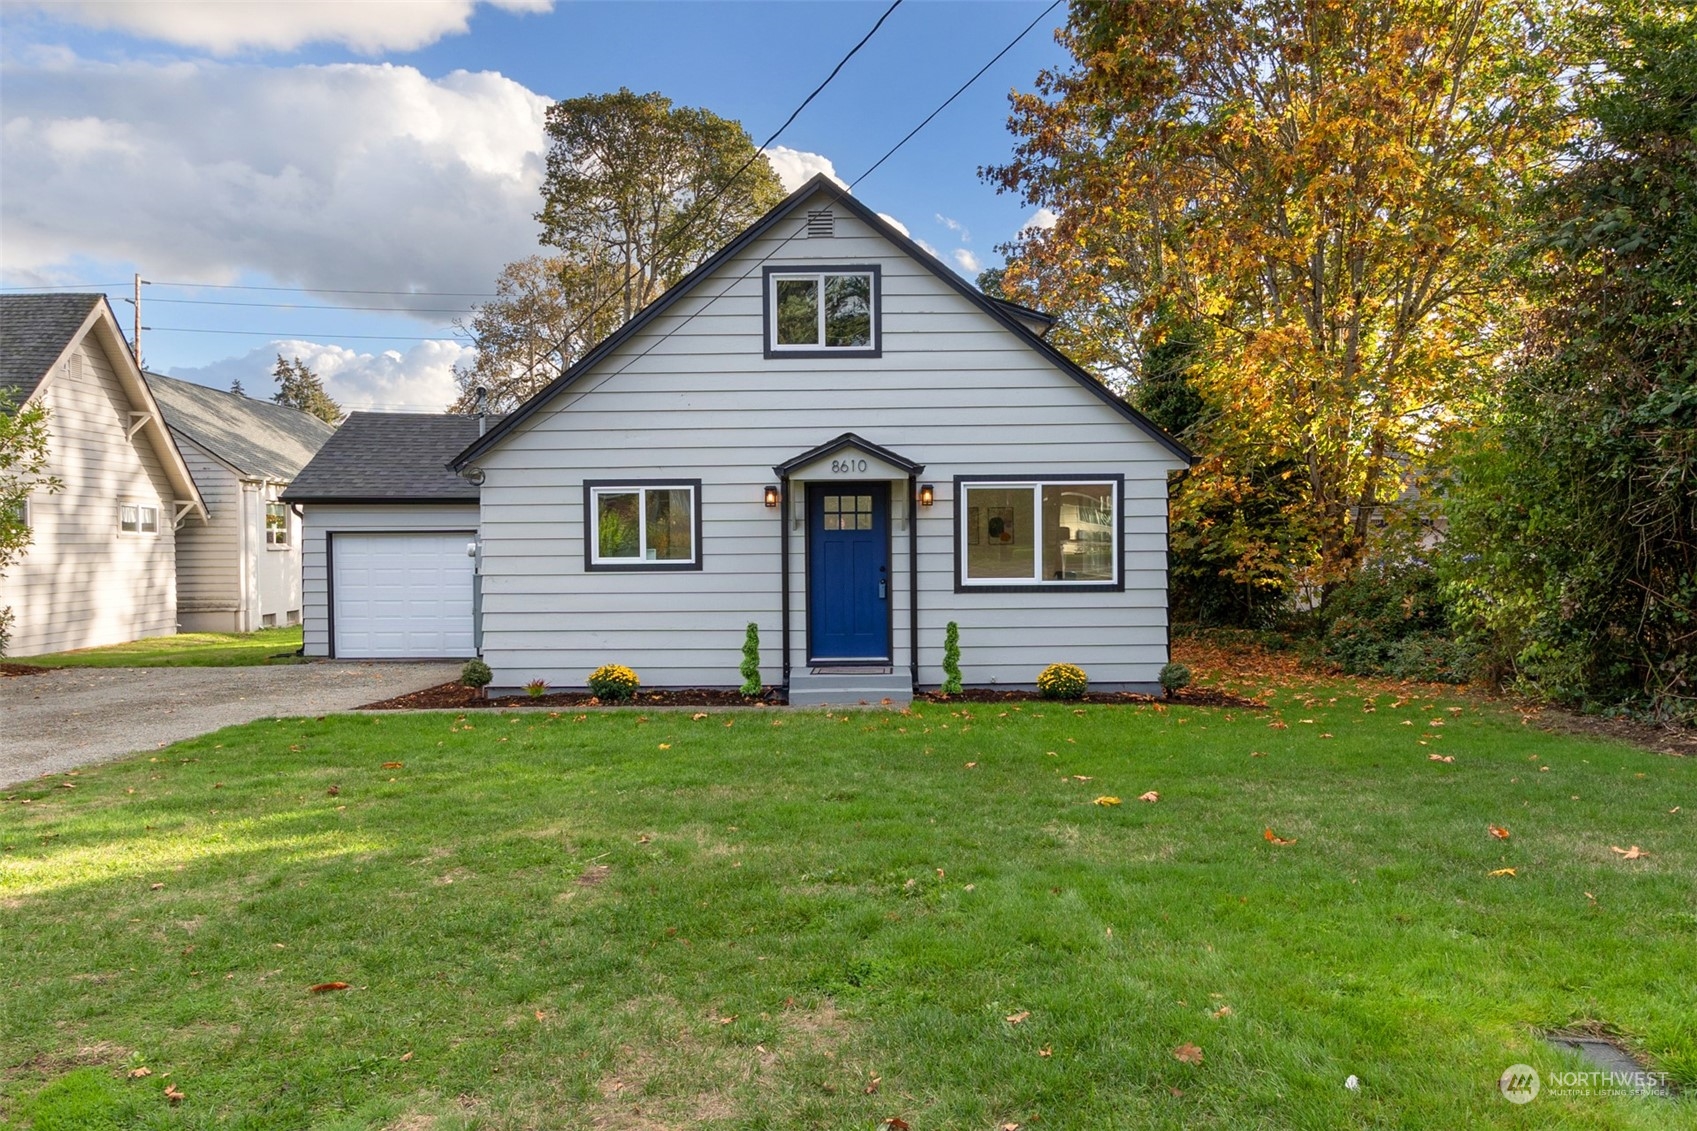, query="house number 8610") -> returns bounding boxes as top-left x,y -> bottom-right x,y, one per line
830,458 -> 868,474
